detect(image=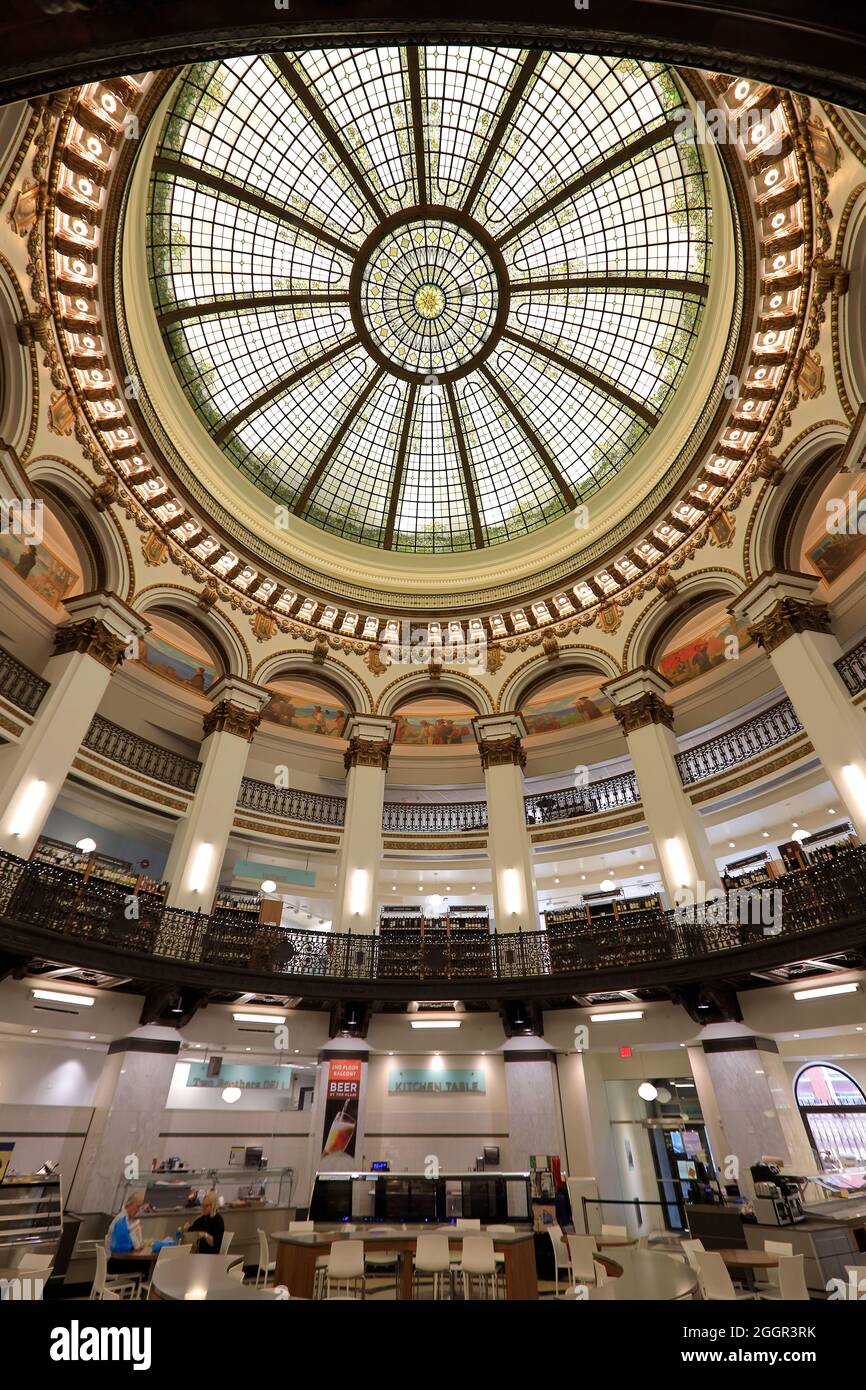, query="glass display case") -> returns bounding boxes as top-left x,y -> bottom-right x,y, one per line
113,1167 -> 293,1216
